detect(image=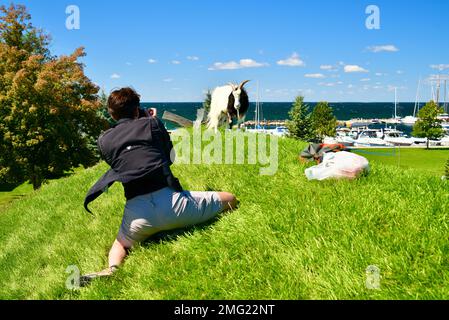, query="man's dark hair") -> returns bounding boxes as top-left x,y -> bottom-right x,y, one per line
108,87 -> 141,120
